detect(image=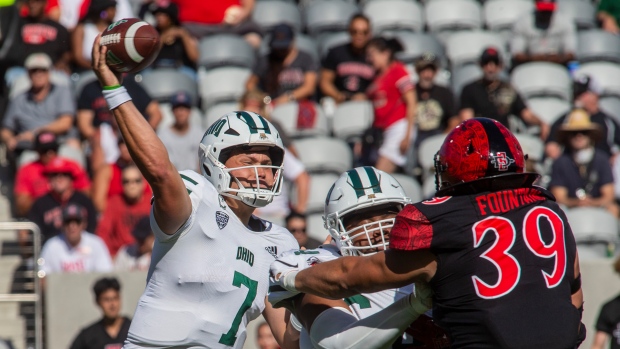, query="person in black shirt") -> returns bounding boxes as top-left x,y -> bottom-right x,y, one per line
459,47 -> 549,139
591,257 -> 620,349
546,75 -> 620,160
320,14 -> 375,103
413,53 -> 456,147
70,277 -> 131,349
